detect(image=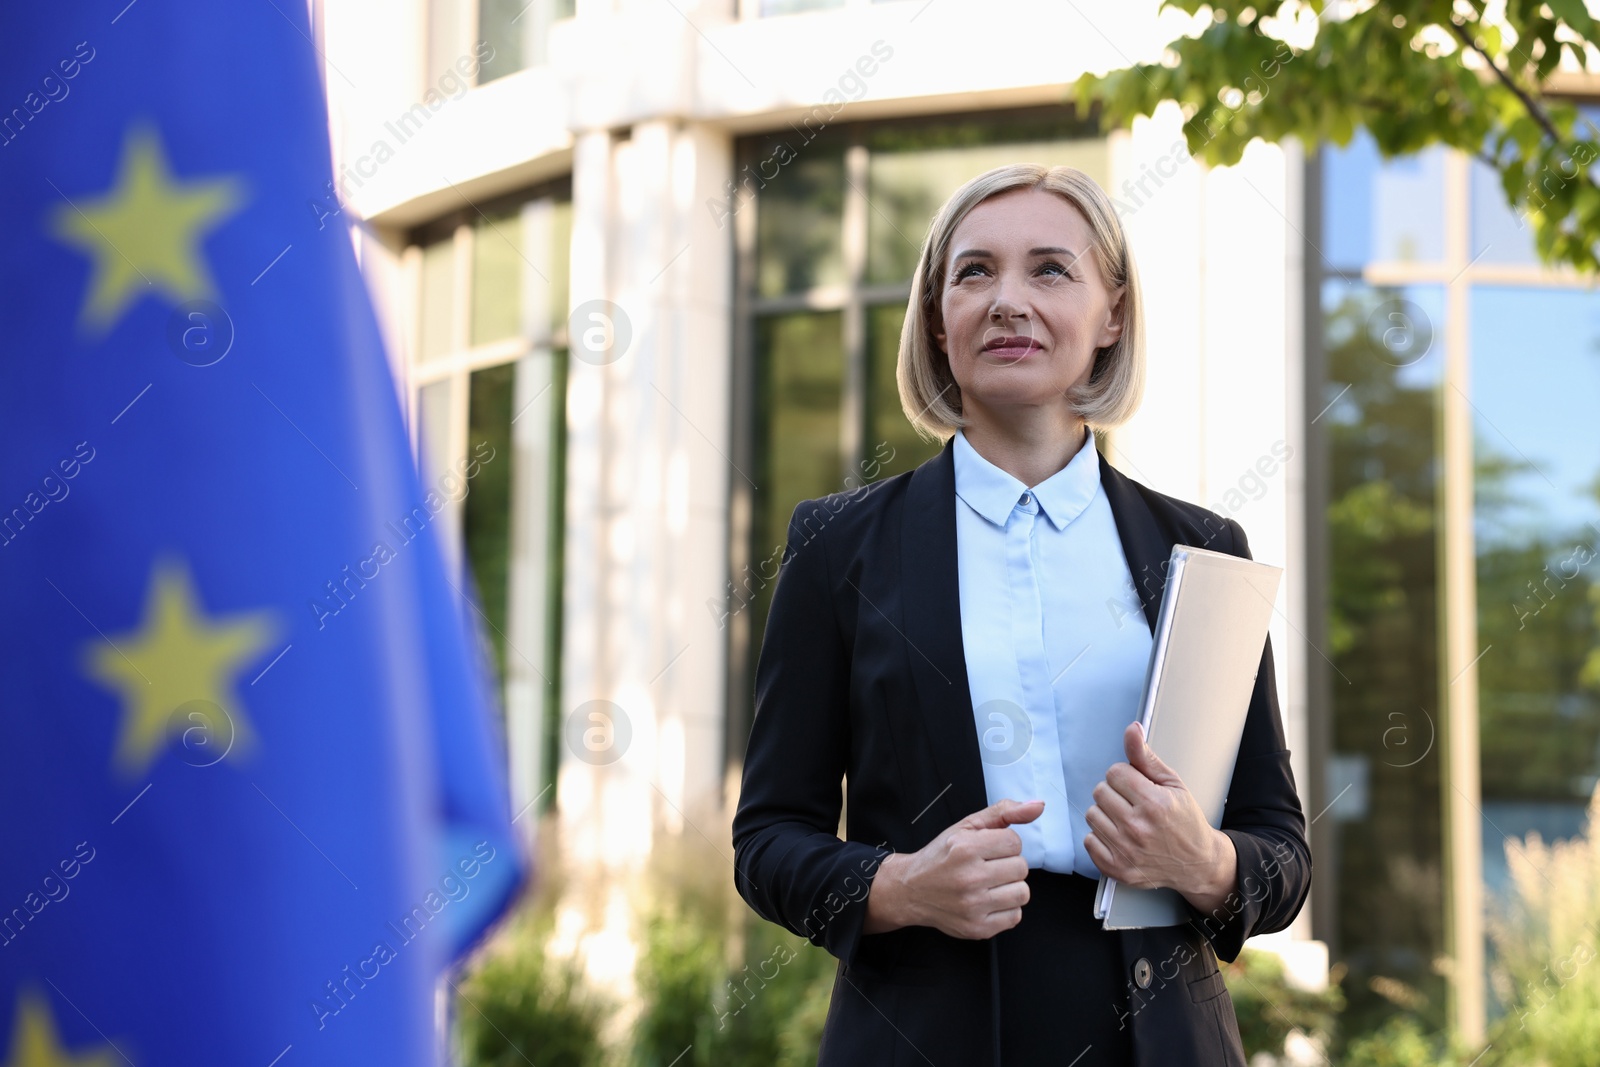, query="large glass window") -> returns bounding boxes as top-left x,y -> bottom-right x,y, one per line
754,0 -> 905,15
758,0 -> 846,17
1319,275 -> 1448,1033
477,0 -> 574,82
1470,286 -> 1600,918
405,179 -> 572,819
751,311 -> 845,625
1323,136 -> 1448,266
728,105 -> 1109,761
1318,121 -> 1600,1035
427,0 -> 574,87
